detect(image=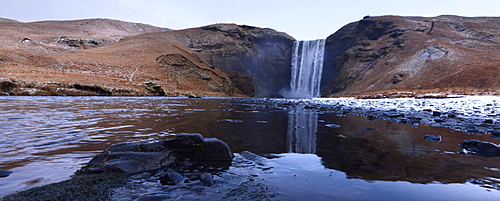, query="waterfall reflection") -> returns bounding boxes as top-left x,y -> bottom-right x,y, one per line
287,106 -> 318,153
